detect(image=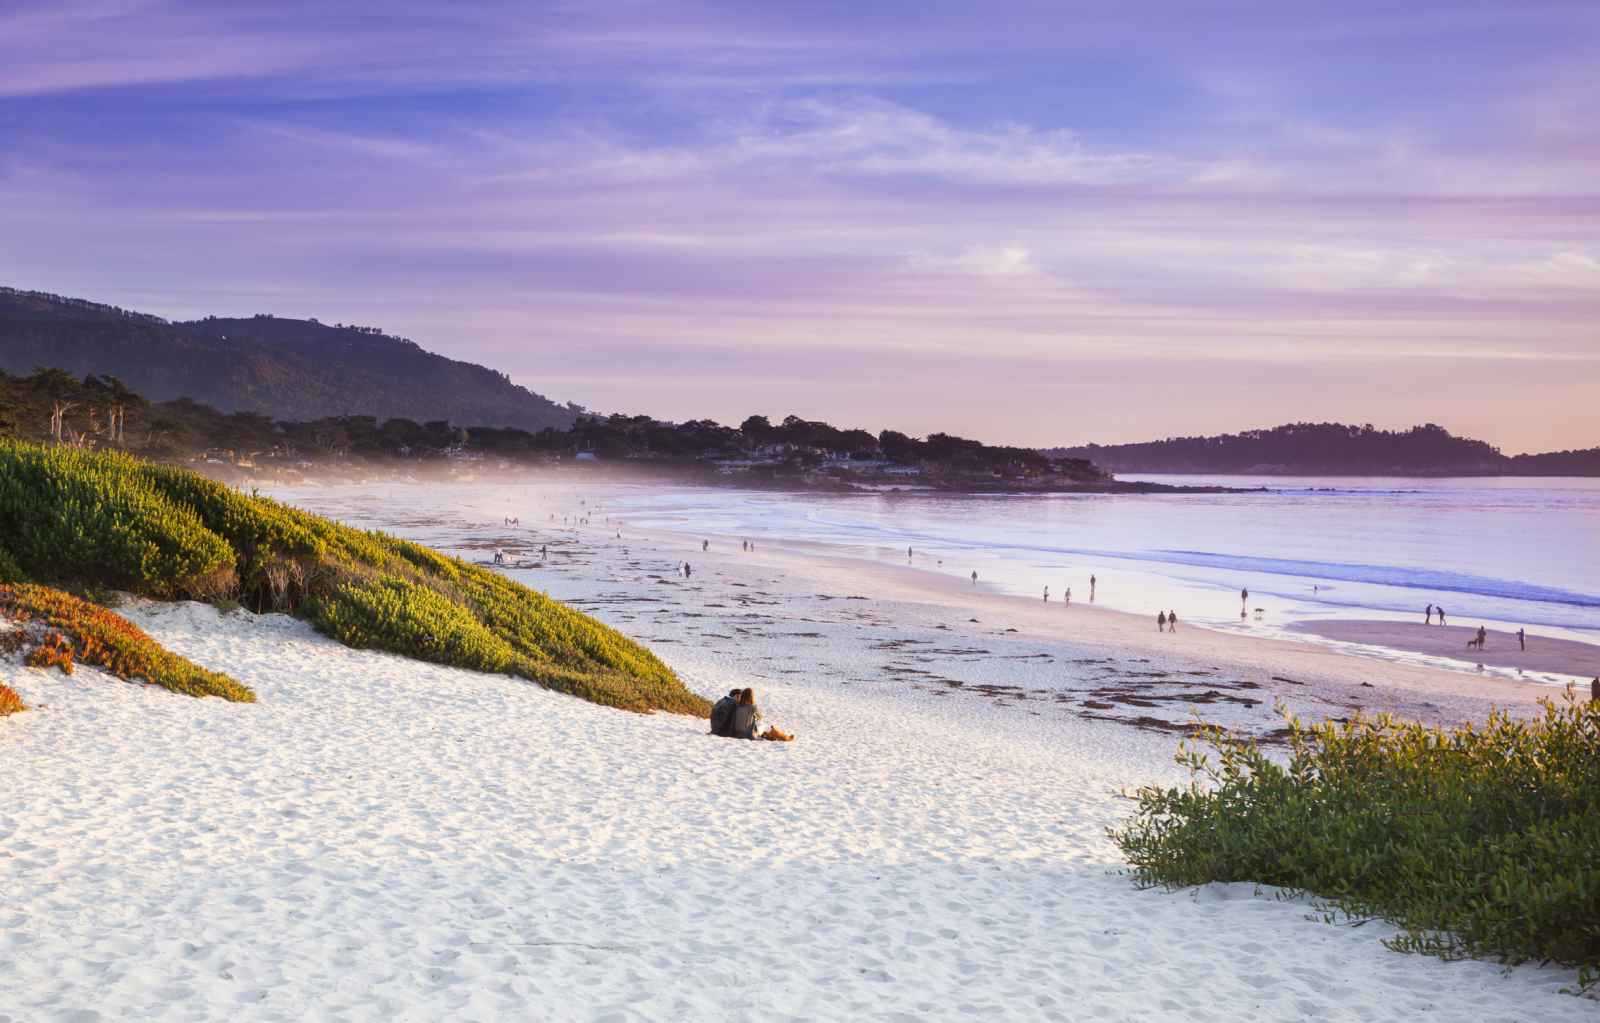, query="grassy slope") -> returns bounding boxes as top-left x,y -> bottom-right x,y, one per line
0,439 -> 705,715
